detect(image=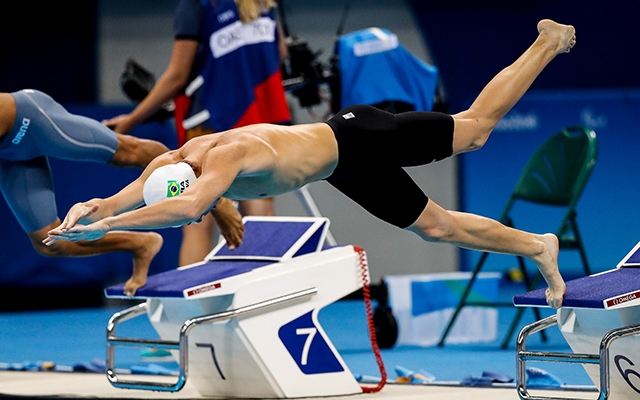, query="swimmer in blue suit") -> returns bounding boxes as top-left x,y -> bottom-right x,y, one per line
0,89 -> 244,295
